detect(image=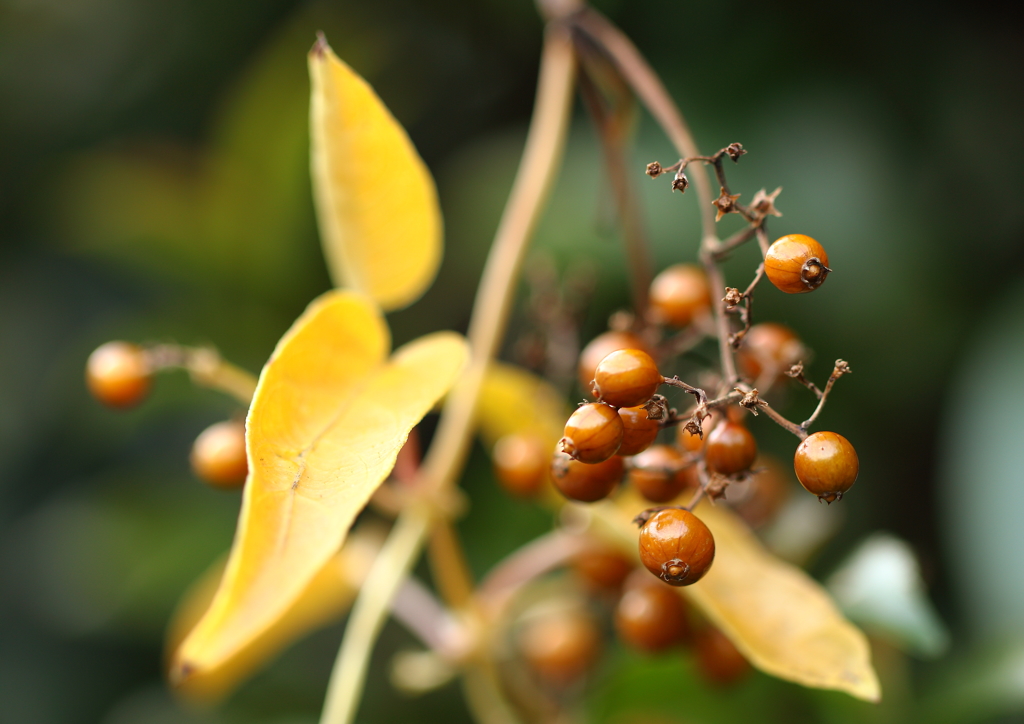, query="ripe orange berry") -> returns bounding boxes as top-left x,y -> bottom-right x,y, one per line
560,403 -> 623,464
578,331 -> 650,394
593,349 -> 662,408
735,322 -> 805,381
695,626 -> 750,685
85,341 -> 152,409
573,546 -> 634,592
628,445 -> 696,503
648,264 -> 711,327
793,431 -> 859,503
615,571 -> 689,652
551,450 -> 623,502
704,421 -> 758,476
617,404 -> 661,456
638,508 -> 715,586
191,420 -> 248,488
764,234 -> 830,294
519,609 -> 601,686
493,433 -> 549,497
